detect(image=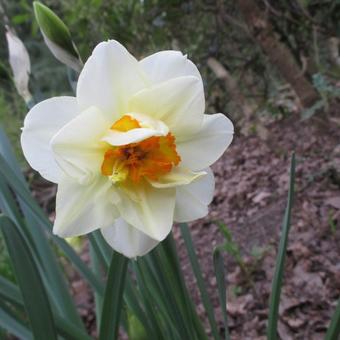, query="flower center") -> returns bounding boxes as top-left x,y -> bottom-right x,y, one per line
101,115 -> 181,183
